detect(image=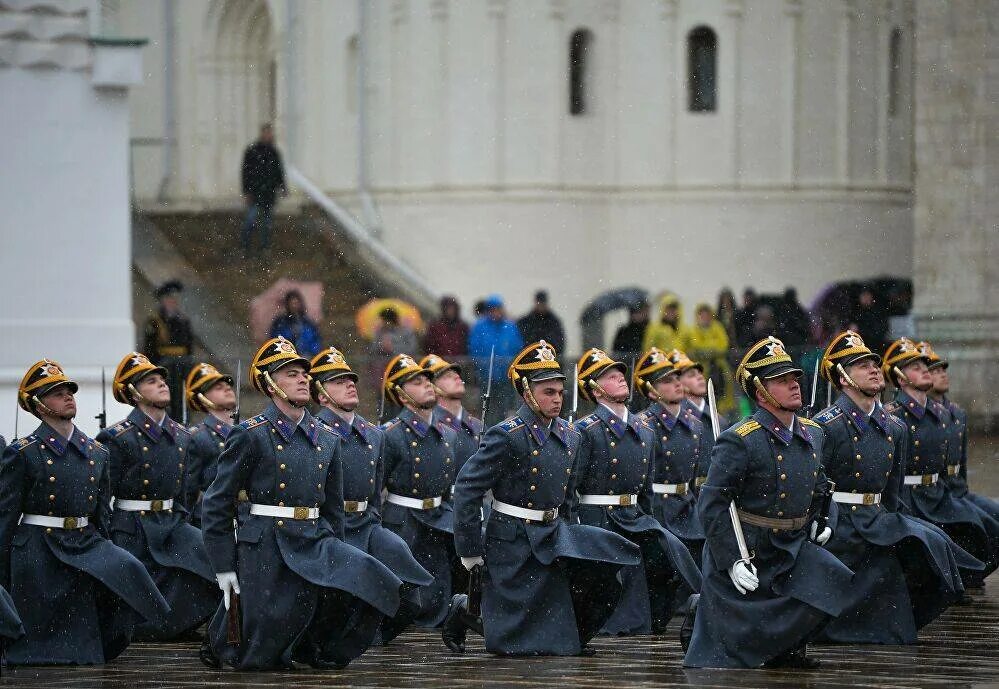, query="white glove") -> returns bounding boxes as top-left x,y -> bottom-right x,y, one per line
810,521 -> 832,545
728,560 -> 759,595
461,556 -> 484,571
216,571 -> 241,610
